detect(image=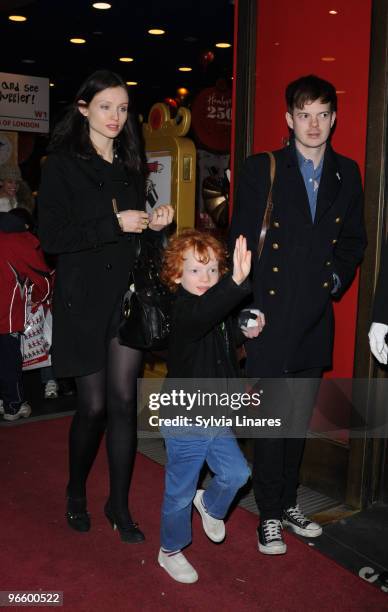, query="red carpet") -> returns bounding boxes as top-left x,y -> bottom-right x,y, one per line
1,417 -> 387,611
